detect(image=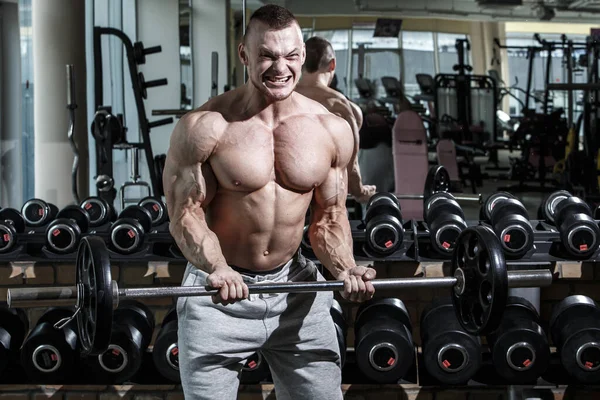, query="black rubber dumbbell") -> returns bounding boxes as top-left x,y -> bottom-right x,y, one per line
80,196 -> 117,228
354,298 -> 414,383
109,205 -> 153,254
420,297 -> 481,385
0,208 -> 26,253
486,296 -> 550,384
152,308 -> 180,383
0,307 -> 28,375
423,193 -> 467,255
485,194 -> 534,259
364,193 -> 404,257
554,196 -> 600,258
138,196 -> 169,227
85,300 -> 155,383
331,299 -> 348,368
550,295 -> 600,384
45,205 -> 91,254
480,192 -> 515,222
539,190 -> 572,224
241,352 -> 271,384
21,198 -> 59,227
21,308 -> 80,383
